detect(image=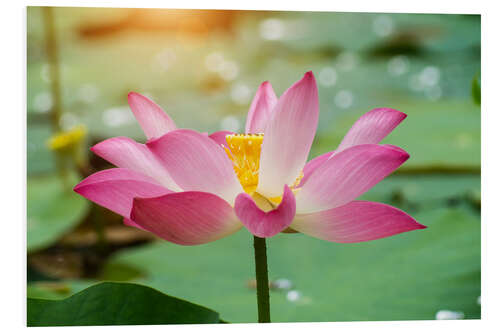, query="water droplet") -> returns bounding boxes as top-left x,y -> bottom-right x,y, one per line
231,83 -> 251,105
33,92 -> 53,113
260,18 -> 285,41
435,310 -> 464,320
319,67 -> 337,87
273,278 -> 293,290
373,15 -> 394,37
334,90 -> 354,109
220,115 -> 241,132
387,55 -> 410,76
477,296 -> 481,305
286,290 -> 302,302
